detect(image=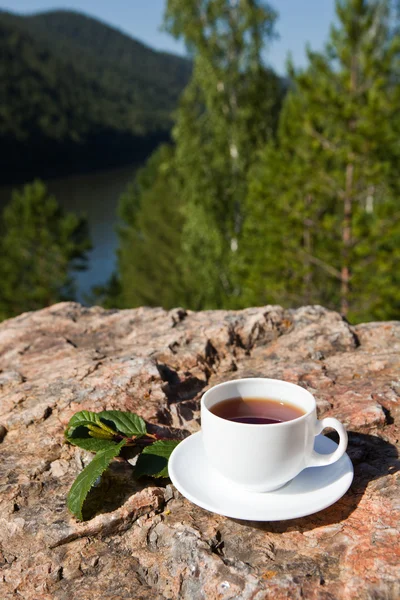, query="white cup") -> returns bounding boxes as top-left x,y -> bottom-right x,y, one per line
201,378 -> 348,492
